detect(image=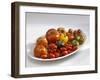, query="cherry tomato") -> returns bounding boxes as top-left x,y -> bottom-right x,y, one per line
77,29 -> 82,35
67,46 -> 72,50
49,53 -> 56,58
62,51 -> 68,56
67,50 -> 71,53
48,43 -> 57,49
56,49 -> 61,53
68,33 -> 75,41
60,47 -> 67,52
54,52 -> 60,58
